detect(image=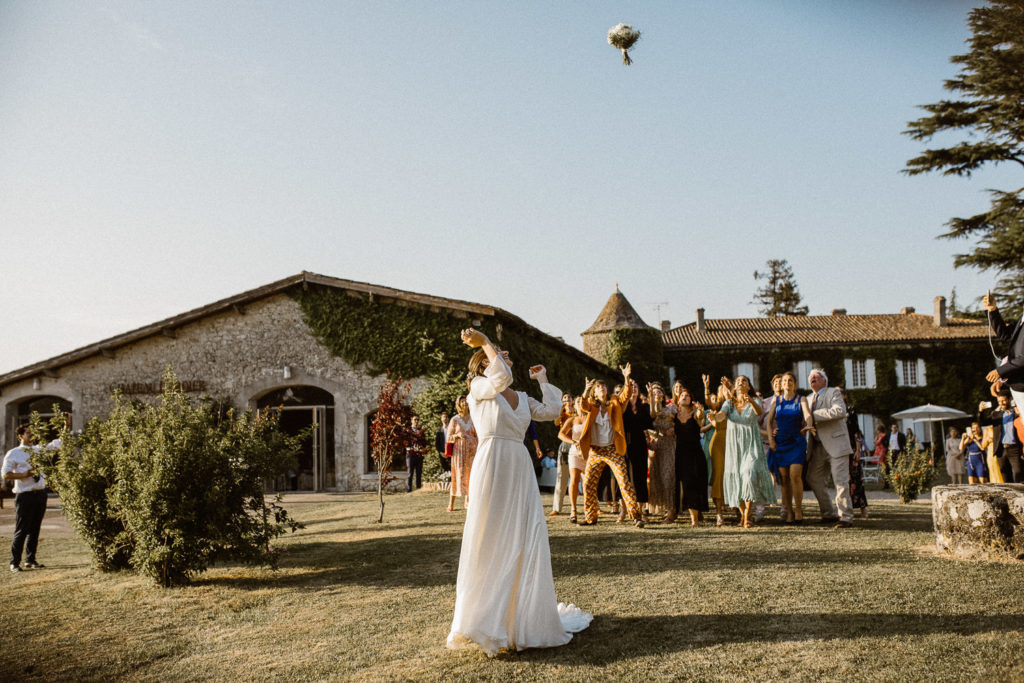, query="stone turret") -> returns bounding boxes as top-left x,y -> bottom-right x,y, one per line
581,287 -> 651,362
